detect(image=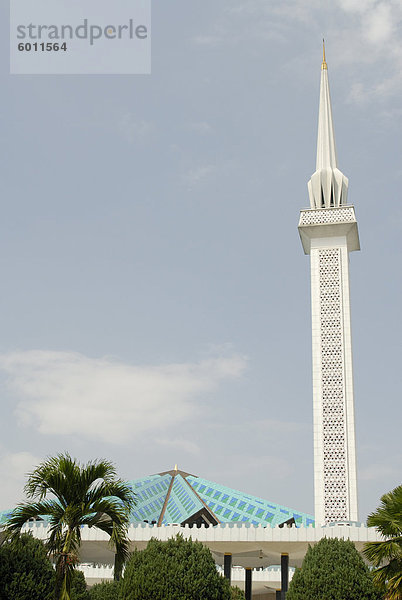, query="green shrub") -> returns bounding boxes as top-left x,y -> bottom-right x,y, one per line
0,533 -> 55,600
70,570 -> 90,600
231,585 -> 245,599
287,537 -> 381,600
89,580 -> 120,600
120,535 -> 231,600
